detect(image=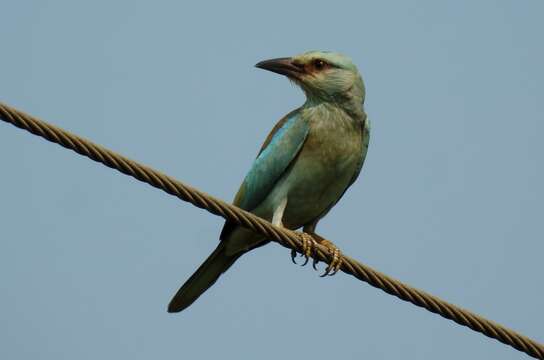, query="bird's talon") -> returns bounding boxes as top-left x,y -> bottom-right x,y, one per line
290,249 -> 297,264
297,232 -> 317,267
329,248 -> 342,276
320,266 -> 331,277
317,241 -> 342,277
312,257 -> 320,270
